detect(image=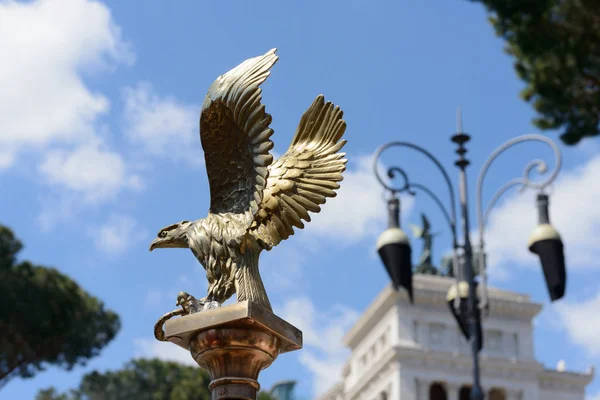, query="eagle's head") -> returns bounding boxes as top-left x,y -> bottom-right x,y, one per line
149,220 -> 192,251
